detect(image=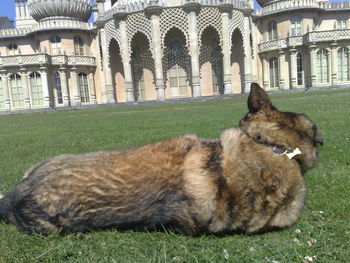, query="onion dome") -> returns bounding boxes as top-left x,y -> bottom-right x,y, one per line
27,0 -> 92,22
